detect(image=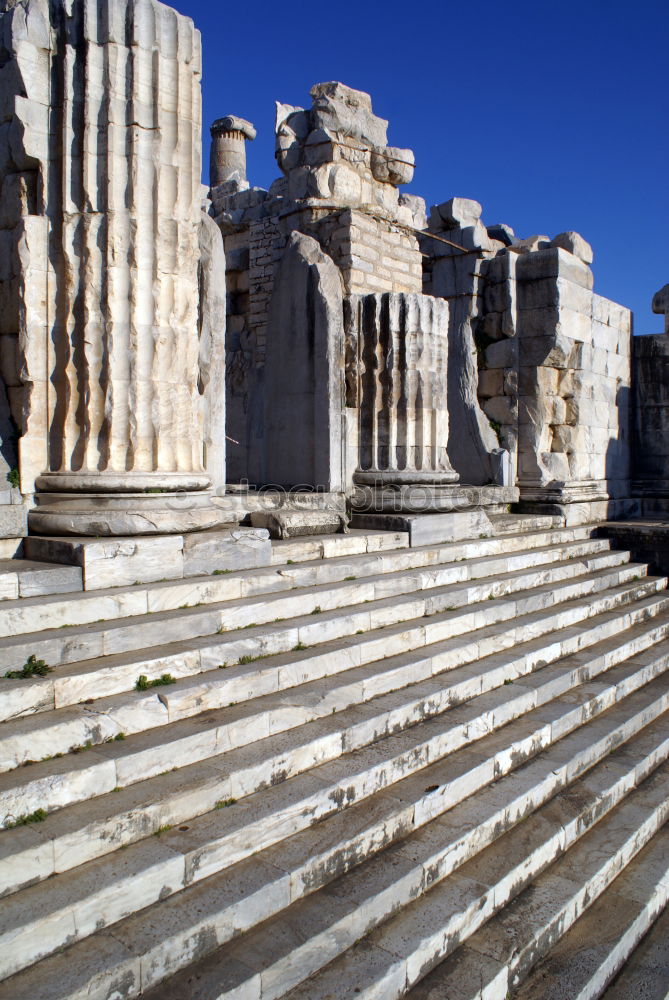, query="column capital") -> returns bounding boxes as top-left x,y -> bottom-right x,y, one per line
211,115 -> 256,141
